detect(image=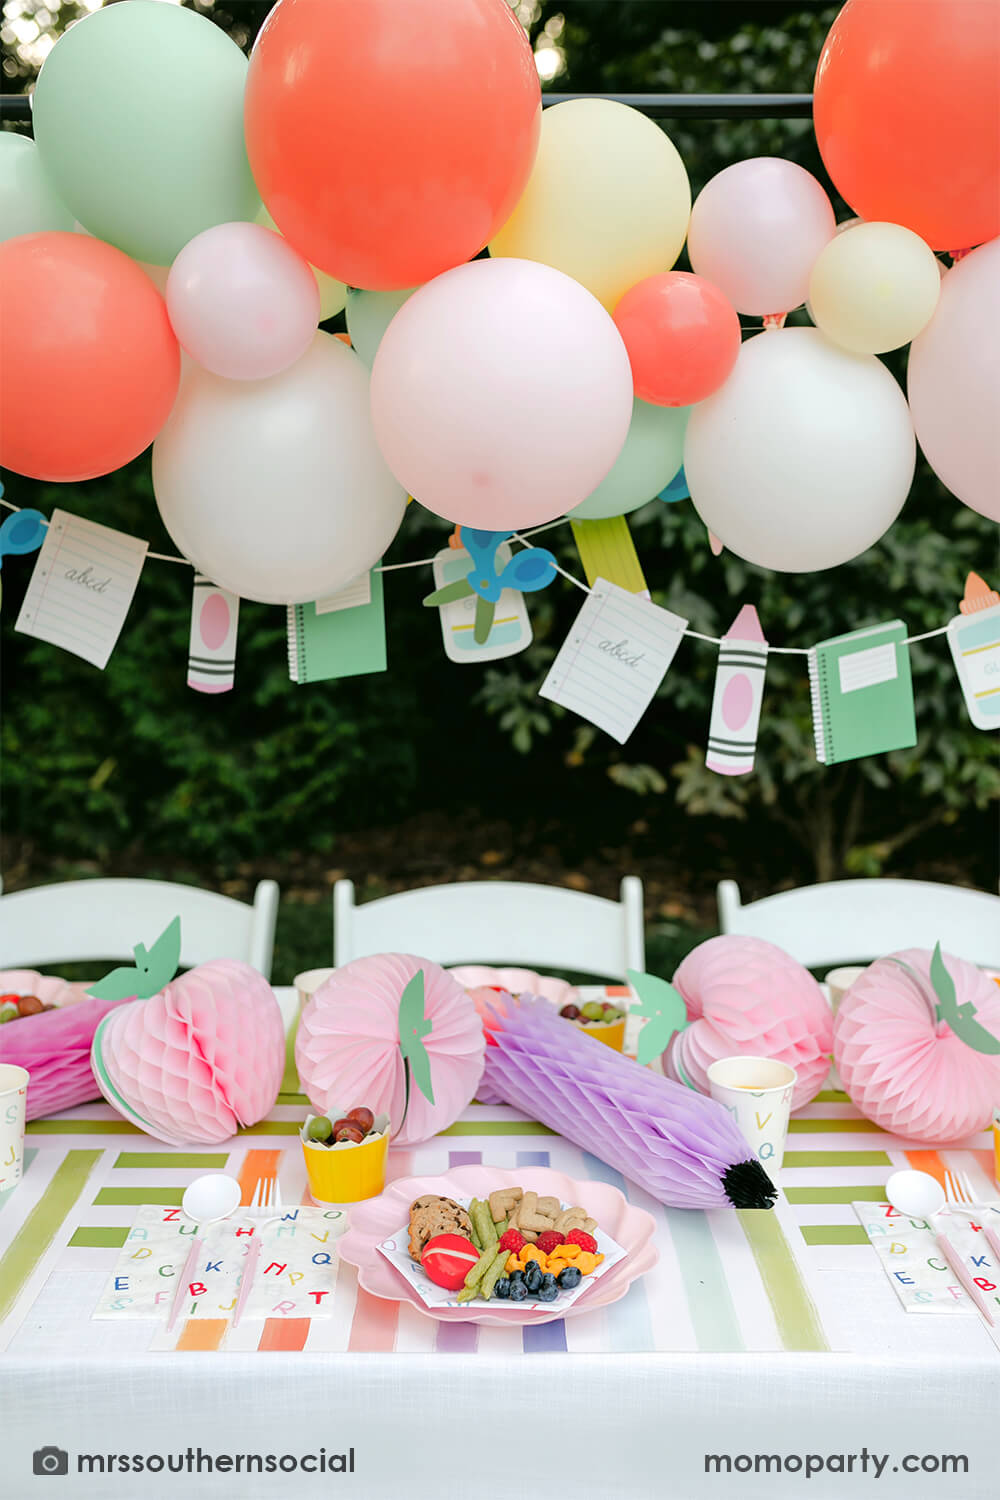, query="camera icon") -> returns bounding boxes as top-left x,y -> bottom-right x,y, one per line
33,1447 -> 69,1476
